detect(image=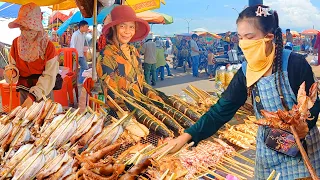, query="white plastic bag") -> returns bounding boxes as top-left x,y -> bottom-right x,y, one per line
310,56 -> 319,66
